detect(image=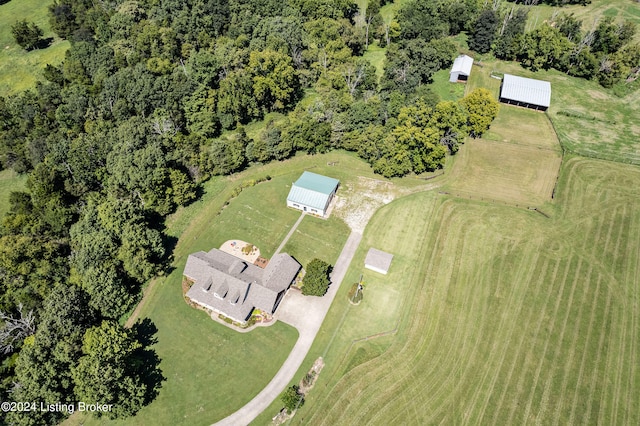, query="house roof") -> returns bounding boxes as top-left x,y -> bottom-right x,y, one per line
365,248 -> 394,273
184,249 -> 300,322
501,74 -> 551,107
450,55 -> 473,76
287,171 -> 339,211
